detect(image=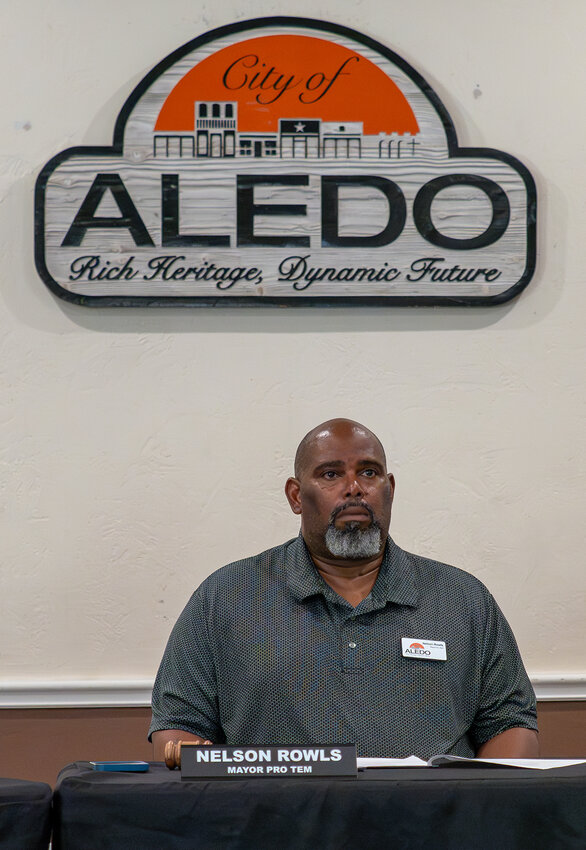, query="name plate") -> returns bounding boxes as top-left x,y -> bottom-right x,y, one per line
180,745 -> 357,780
